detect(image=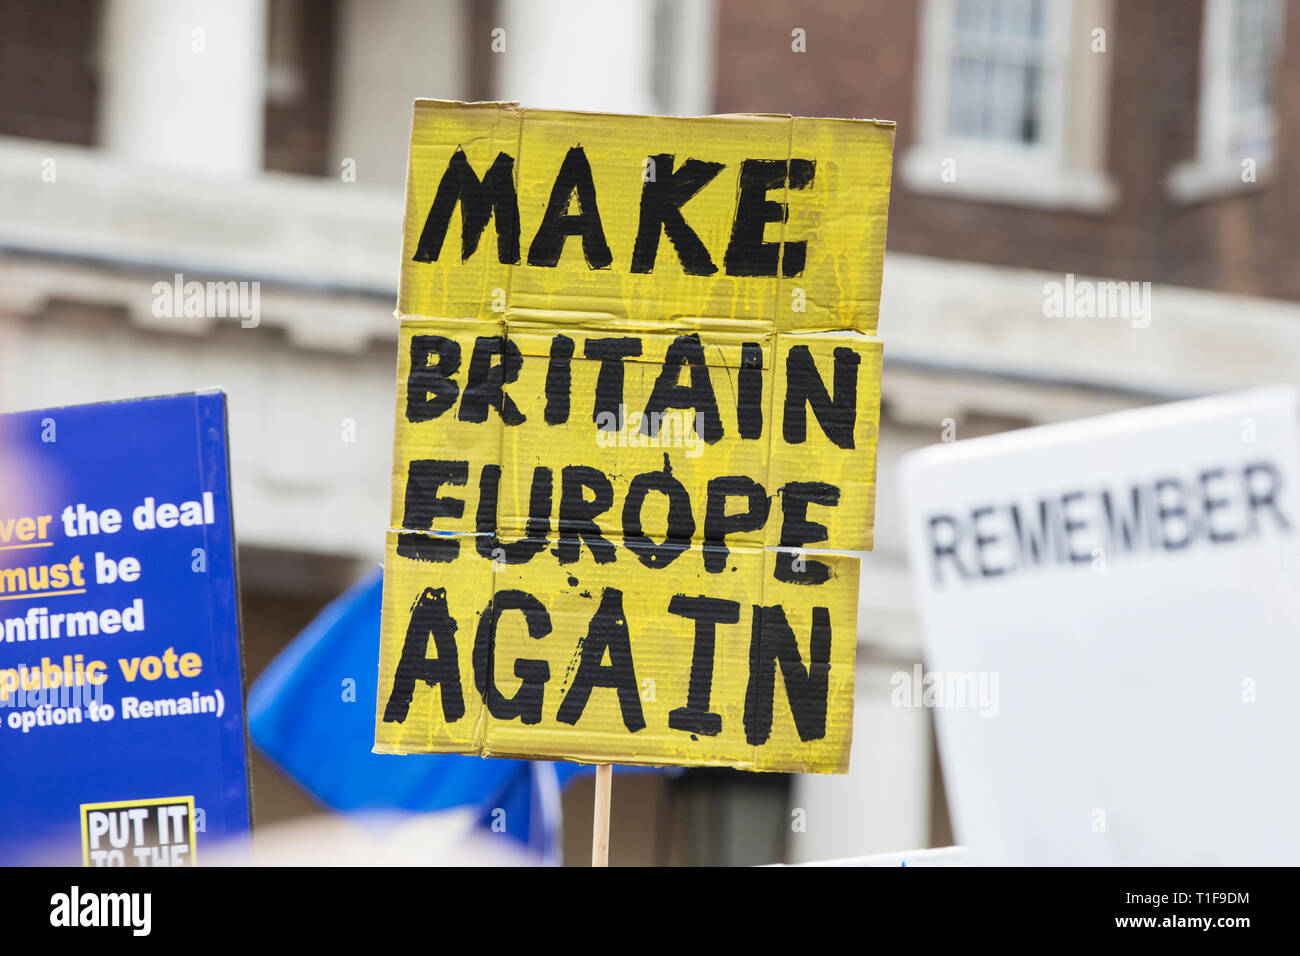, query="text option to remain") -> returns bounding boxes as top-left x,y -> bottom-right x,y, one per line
377,101 -> 894,773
